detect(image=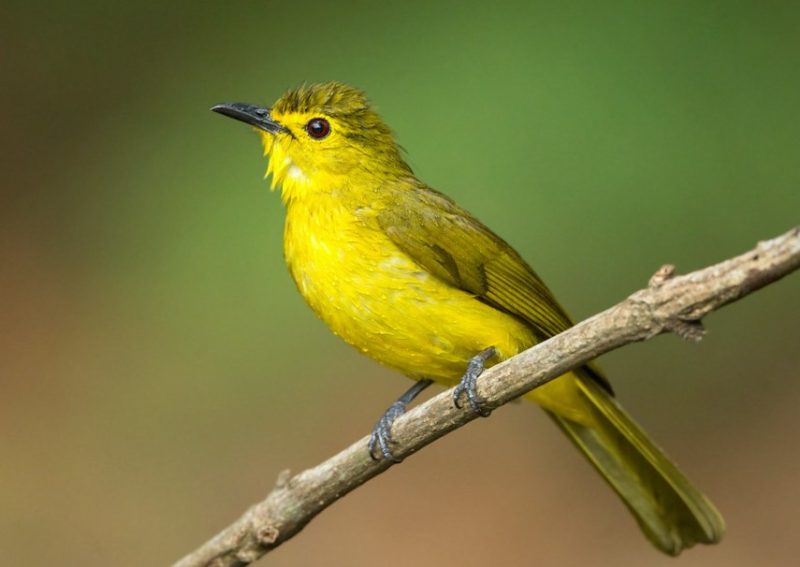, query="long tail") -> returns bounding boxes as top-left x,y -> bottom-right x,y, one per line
526,368 -> 725,555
